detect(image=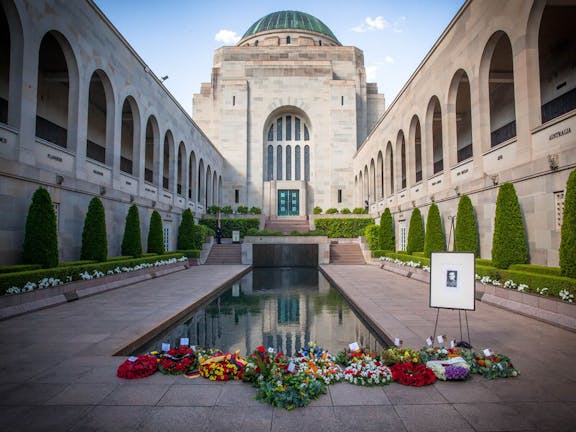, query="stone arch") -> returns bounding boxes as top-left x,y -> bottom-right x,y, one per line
426,96 -> 443,175
177,141 -> 186,196
448,69 -> 473,164
369,158 -> 376,204
144,115 -> 159,185
188,150 -> 196,201
409,115 -> 423,184
206,165 -> 212,207
162,130 -> 175,191
0,0 -> 24,127
120,96 -> 140,176
86,69 -> 115,166
395,130 -> 406,190
385,141 -> 394,194
198,158 -> 205,206
377,150 -> 384,200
